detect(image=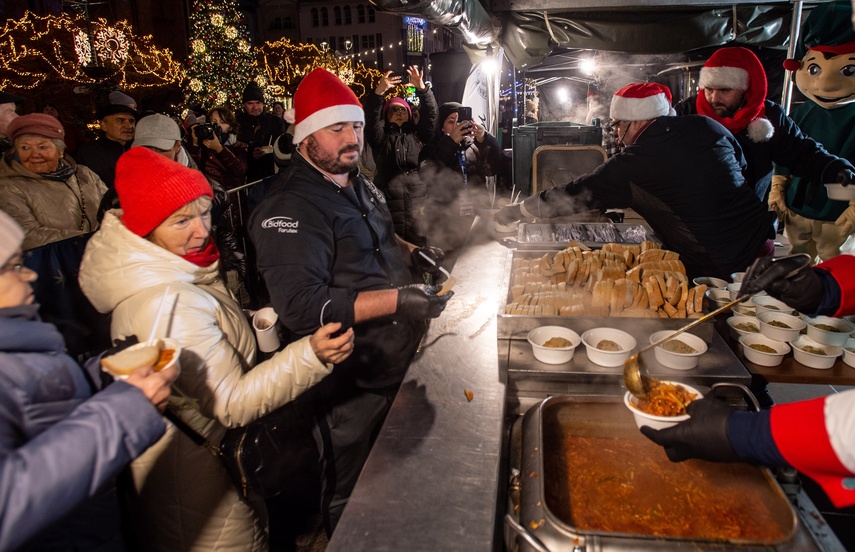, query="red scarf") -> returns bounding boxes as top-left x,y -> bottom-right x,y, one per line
695,92 -> 763,136
182,239 -> 220,267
